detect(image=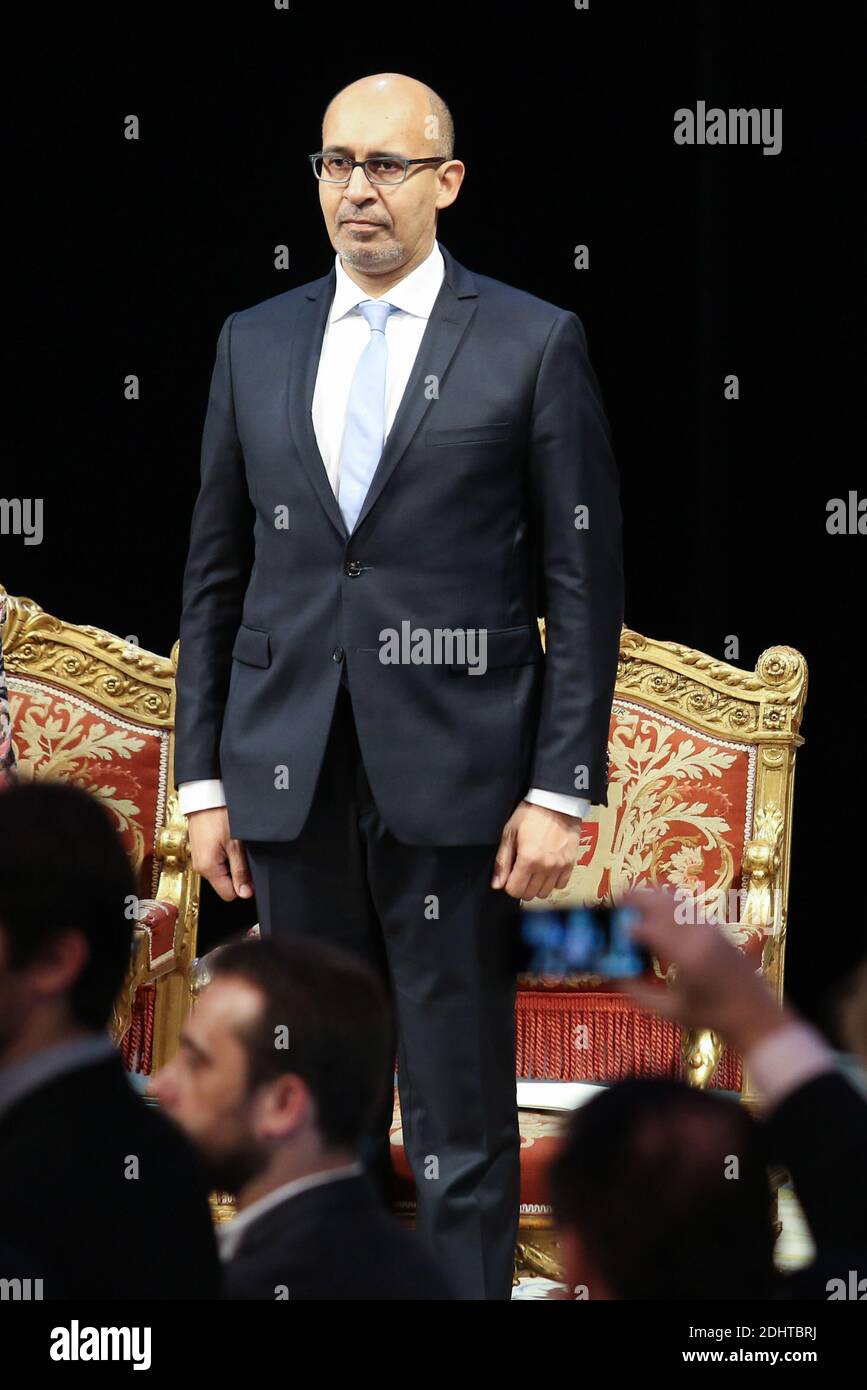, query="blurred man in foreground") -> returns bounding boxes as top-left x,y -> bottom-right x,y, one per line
622,886 -> 867,1265
0,781 -> 220,1298
548,887 -> 867,1300
549,1076 -> 777,1299
150,937 -> 453,1299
